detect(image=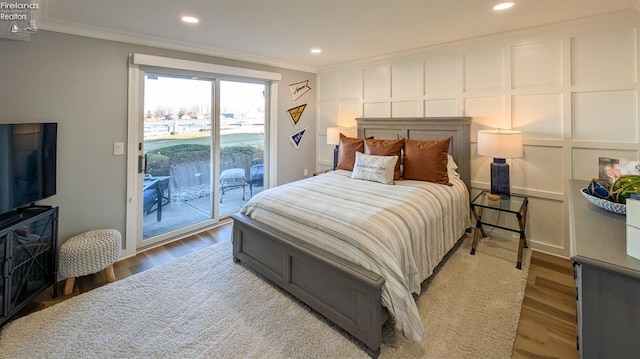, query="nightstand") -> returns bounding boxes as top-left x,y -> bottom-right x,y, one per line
313,169 -> 333,176
470,191 -> 529,269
